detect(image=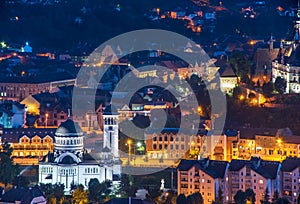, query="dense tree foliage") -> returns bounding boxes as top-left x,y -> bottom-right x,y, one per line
0,142 -> 20,188
72,184 -> 89,204
234,189 -> 256,204
274,77 -> 286,94
40,183 -> 65,203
